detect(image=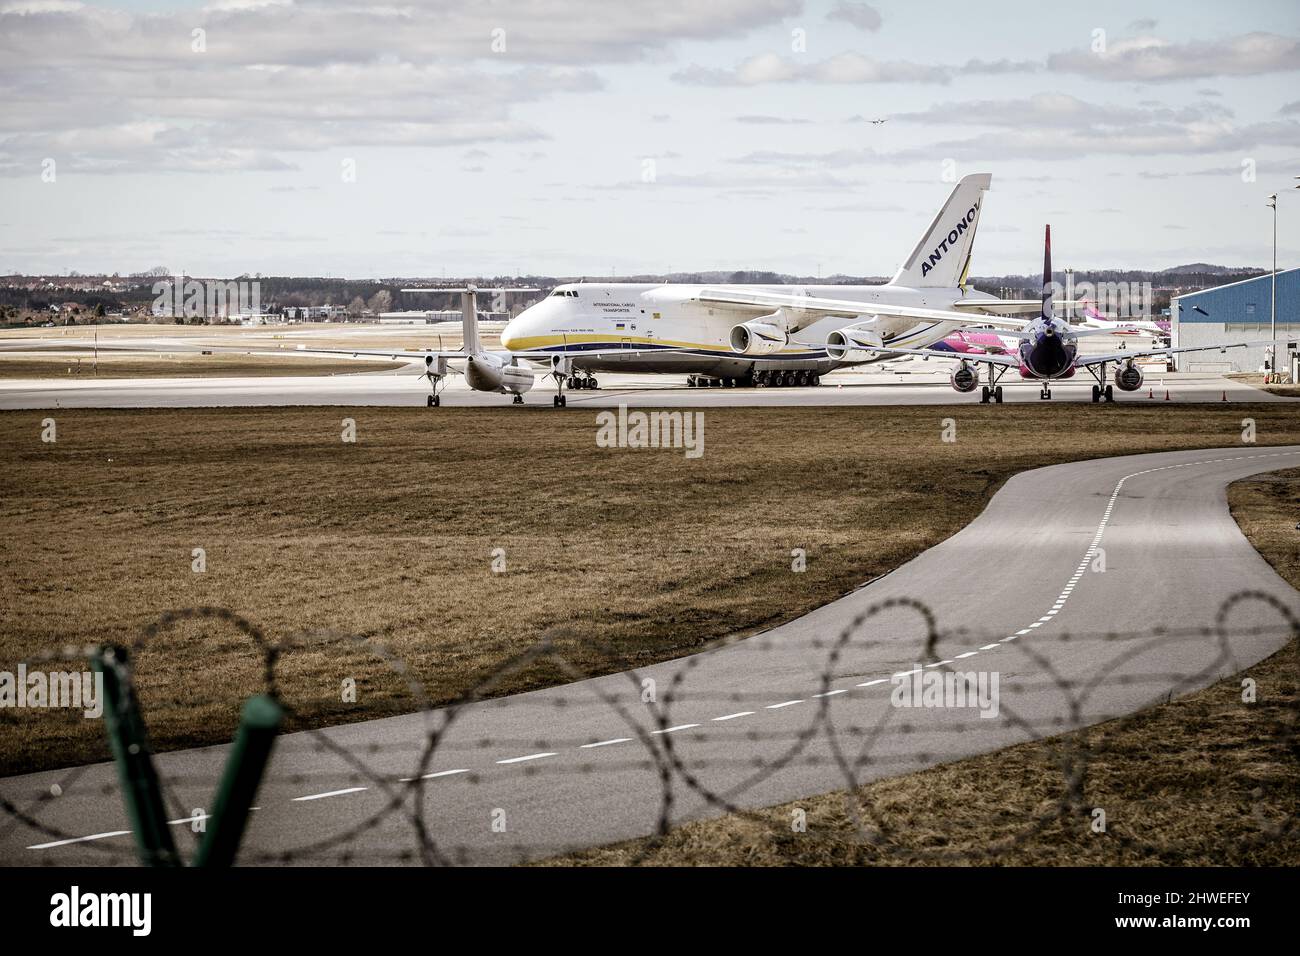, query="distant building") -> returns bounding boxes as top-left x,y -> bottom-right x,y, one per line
1171,268 -> 1299,374
378,310 -> 508,324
